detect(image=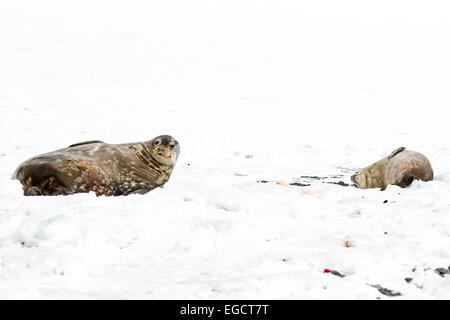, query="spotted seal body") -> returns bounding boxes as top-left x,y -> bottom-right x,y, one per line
12,135 -> 180,196
351,147 -> 433,190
